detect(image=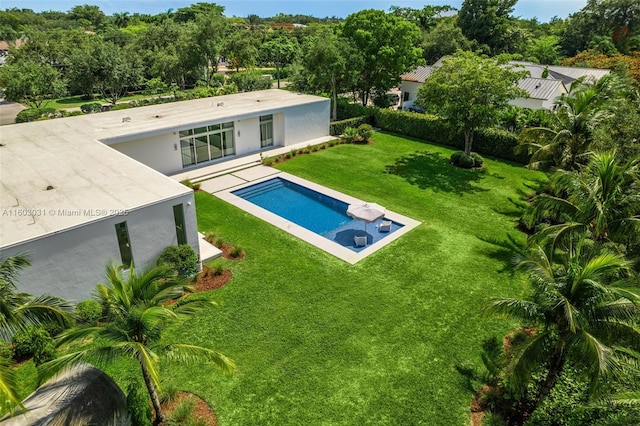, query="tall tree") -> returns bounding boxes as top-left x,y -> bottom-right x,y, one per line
523,151 -> 640,252
222,28 -> 259,72
485,239 -> 640,425
421,18 -> 473,64
294,26 -> 359,120
39,263 -> 235,425
457,0 -> 520,54
389,5 -> 455,31
416,51 -> 527,156
93,42 -> 143,104
342,9 -> 423,106
519,81 -> 610,170
192,8 -> 228,85
259,36 -> 299,89
0,60 -> 67,108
